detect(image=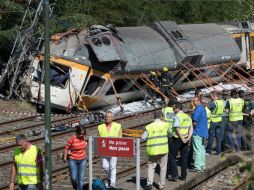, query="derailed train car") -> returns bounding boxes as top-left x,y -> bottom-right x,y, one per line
26,21 -> 254,111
